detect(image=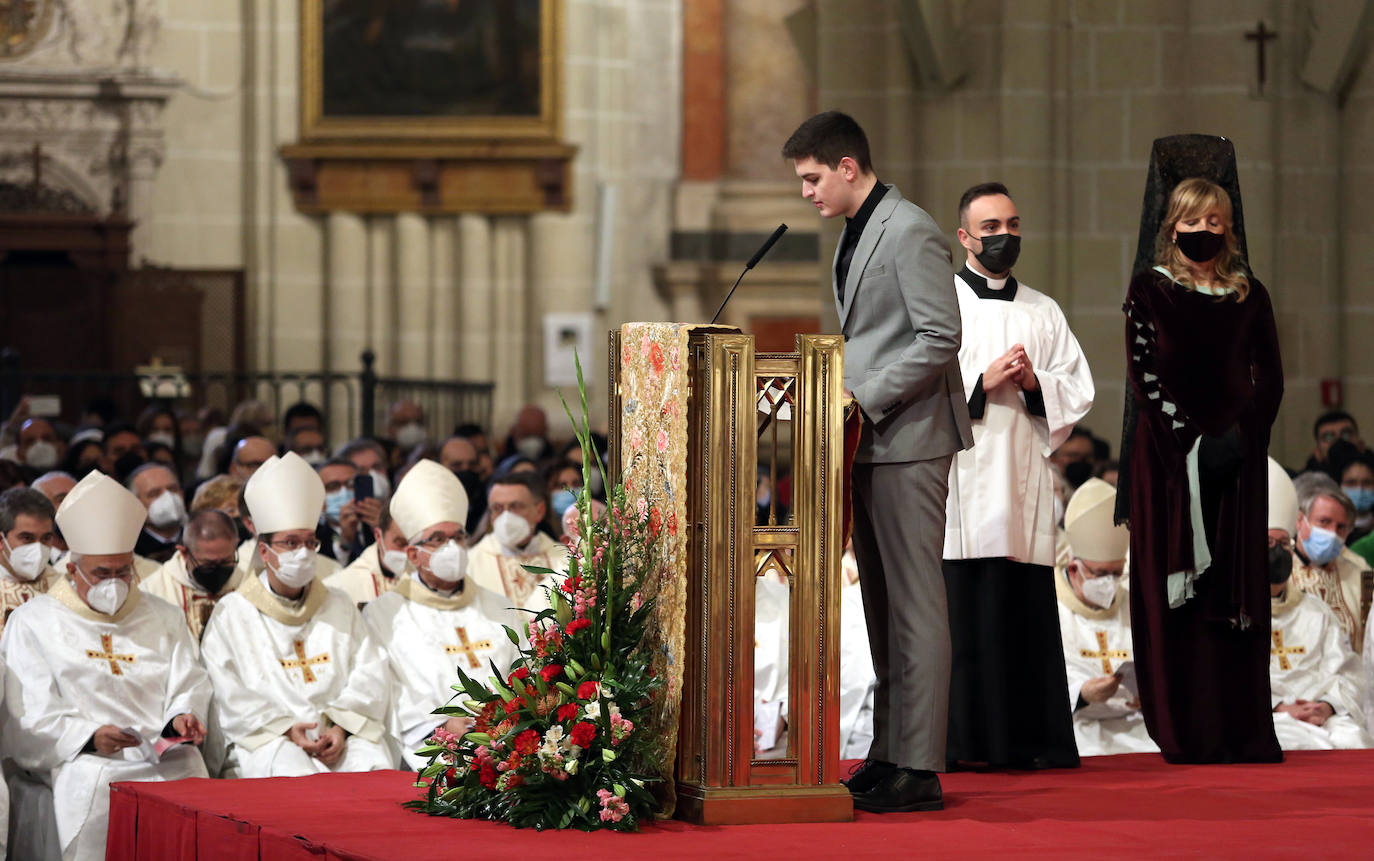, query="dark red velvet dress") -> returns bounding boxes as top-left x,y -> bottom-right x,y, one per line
1123,268 -> 1283,763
